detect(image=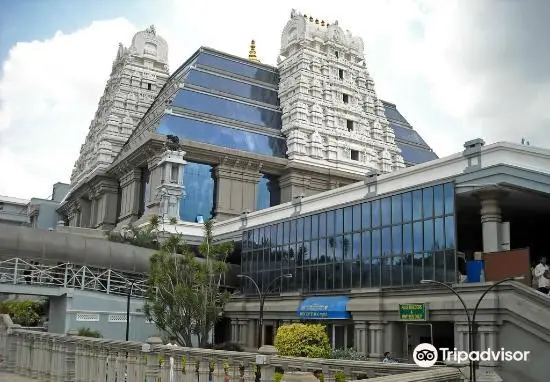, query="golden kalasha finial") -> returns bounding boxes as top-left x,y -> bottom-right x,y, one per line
248,39 -> 260,63
315,19 -> 319,24
309,16 -> 313,22
321,20 -> 325,26
303,14 -> 307,18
